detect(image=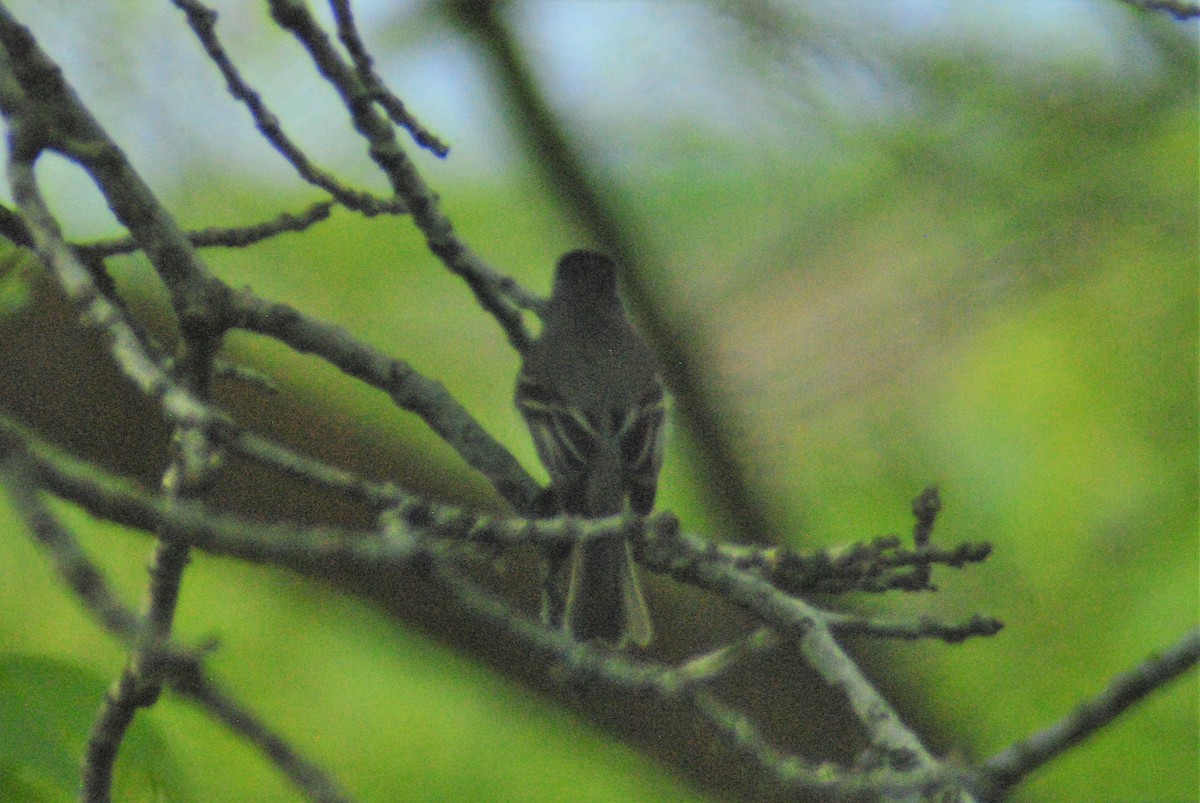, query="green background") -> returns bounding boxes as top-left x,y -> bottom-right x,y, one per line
0,2 -> 1196,801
